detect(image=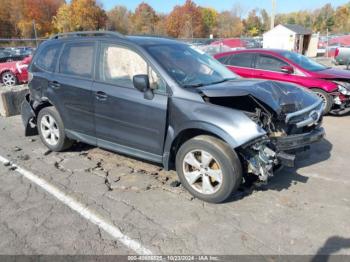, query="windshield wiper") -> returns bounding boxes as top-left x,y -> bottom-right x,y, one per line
206,78 -> 236,86
182,78 -> 236,88
182,83 -> 205,88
